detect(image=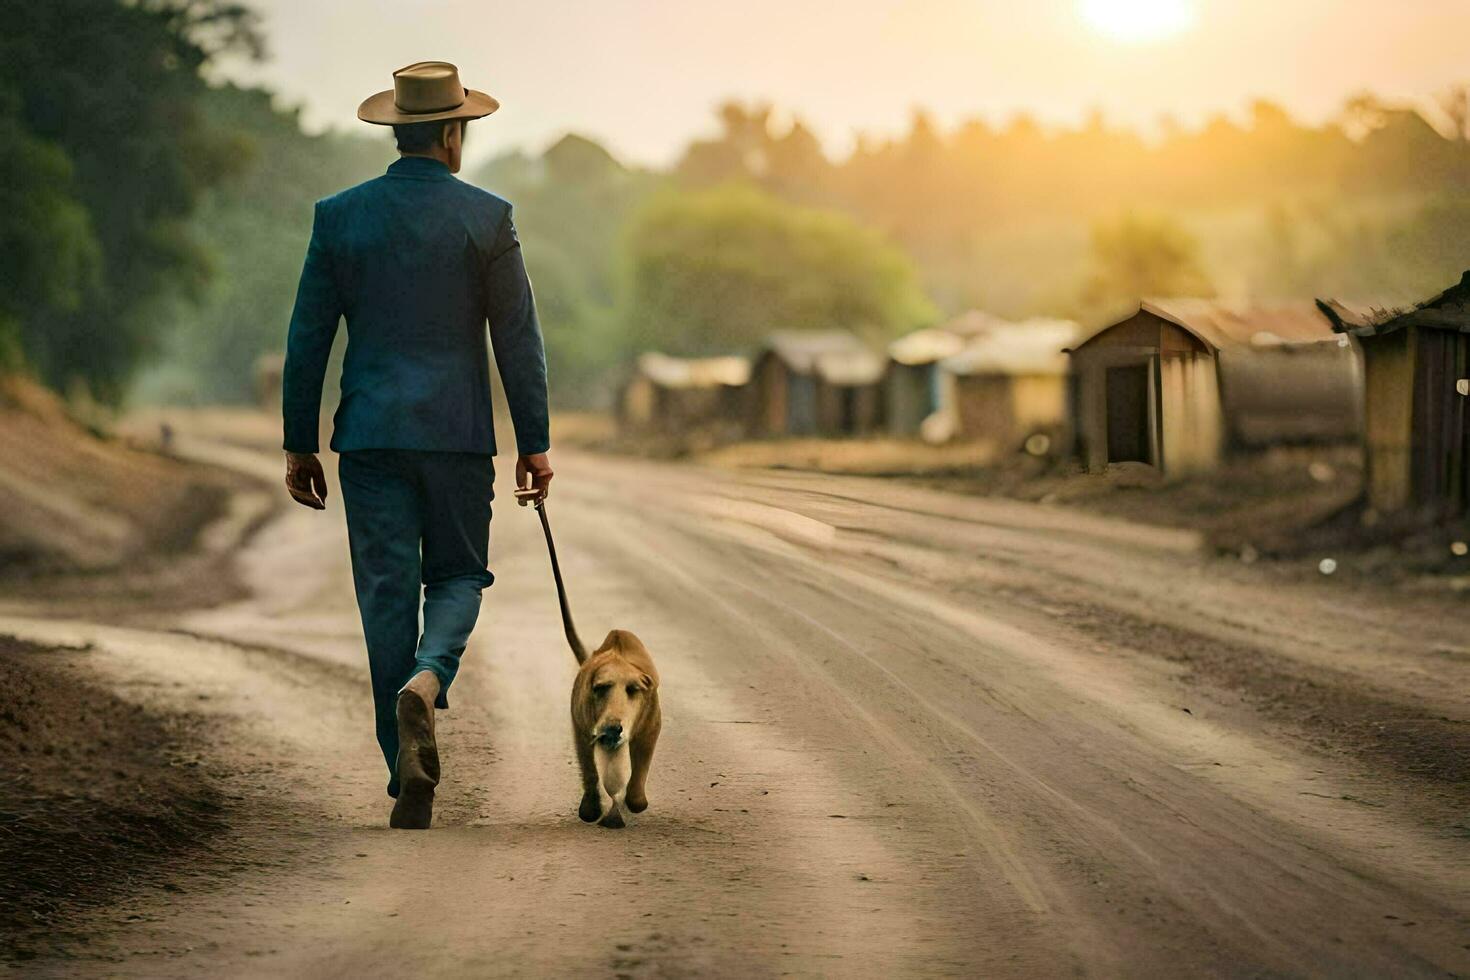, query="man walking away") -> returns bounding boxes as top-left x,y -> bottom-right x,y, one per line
280,61 -> 553,829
